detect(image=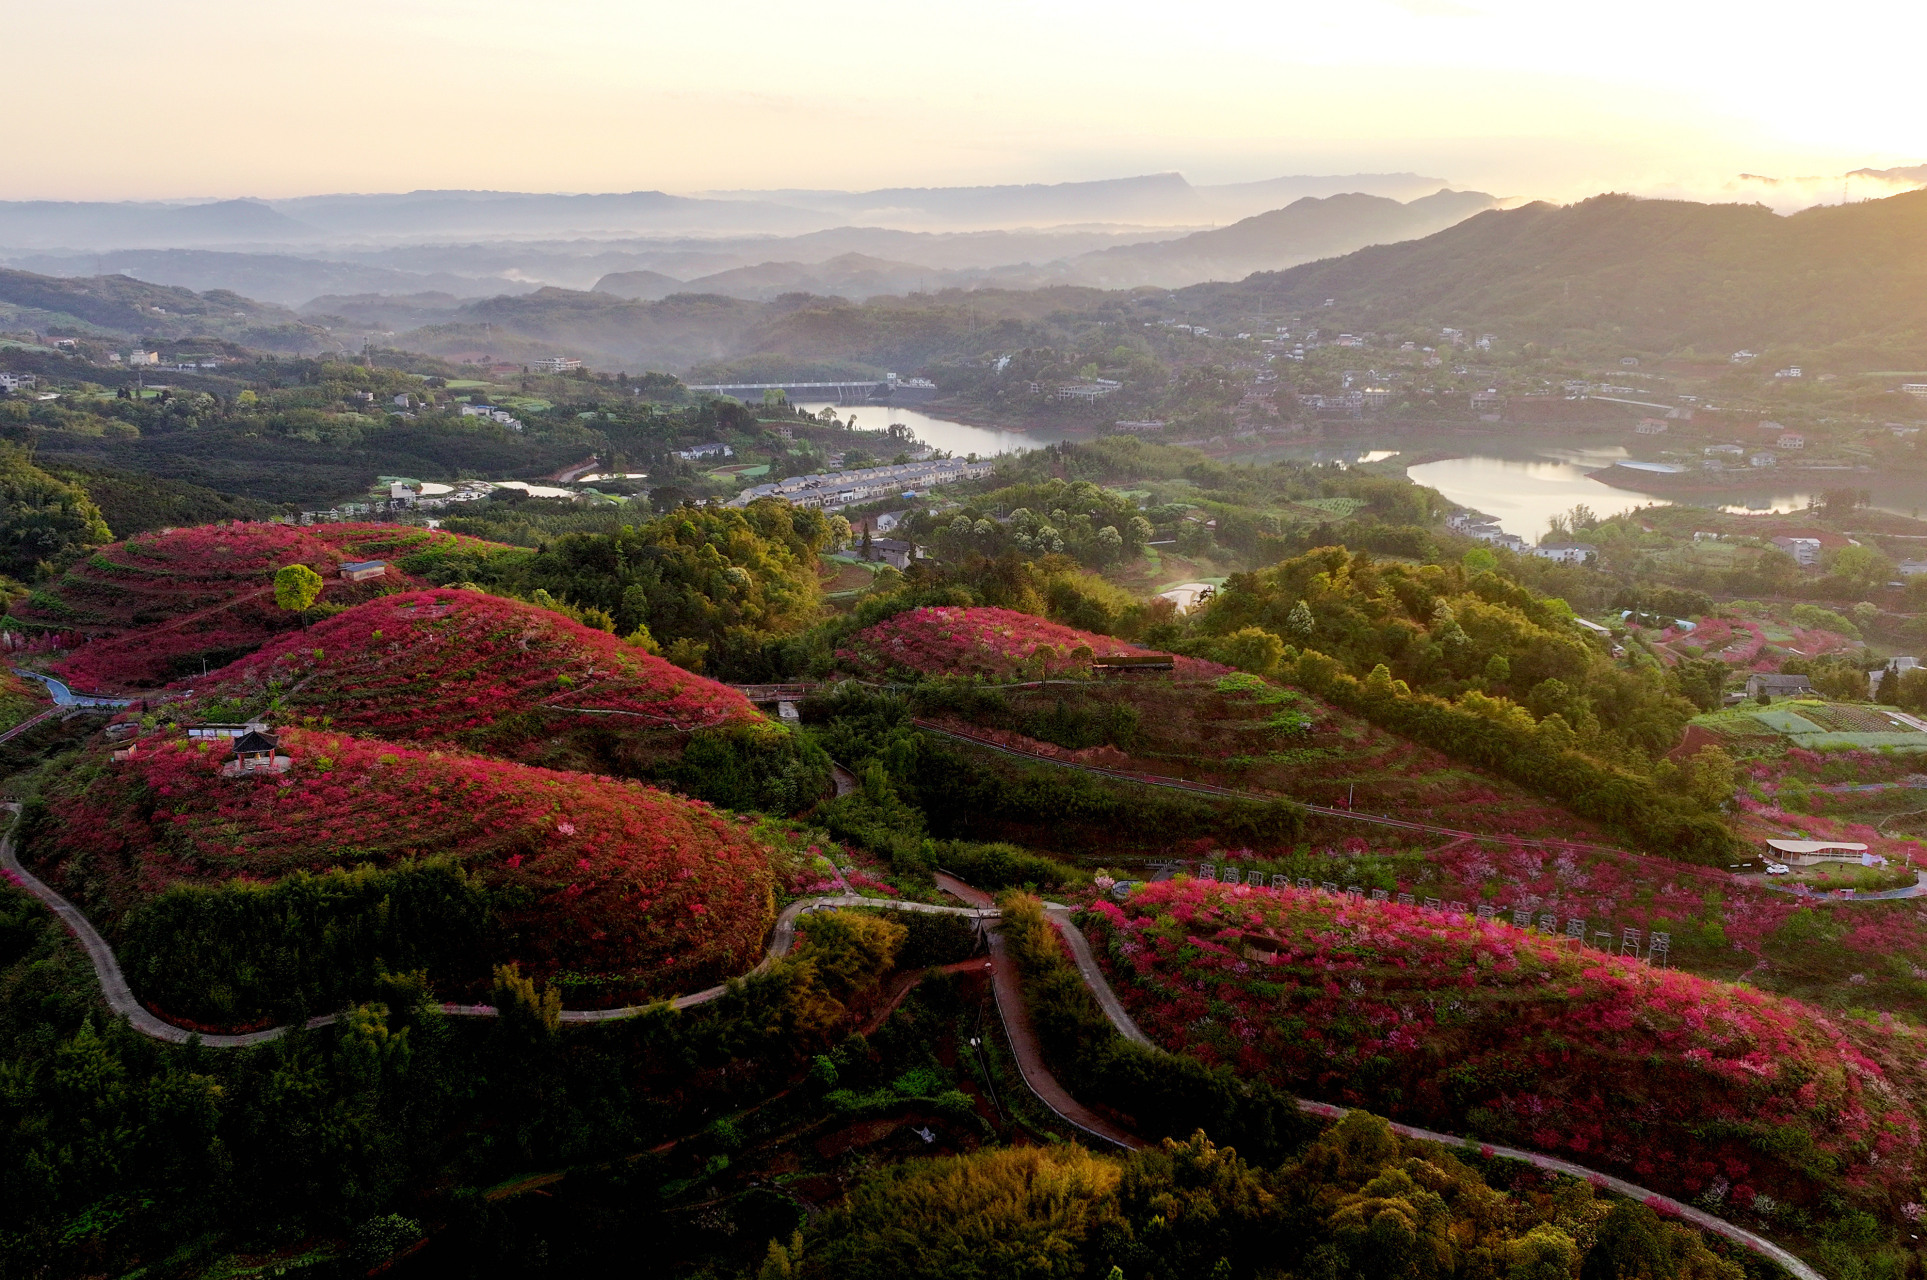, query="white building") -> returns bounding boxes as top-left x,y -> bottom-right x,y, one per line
127,350 -> 160,366
1635,417 -> 1667,435
1750,453 -> 1777,468
1771,536 -> 1822,567
675,442 -> 734,461
533,357 -> 582,373
1777,432 -> 1805,449
0,373 -> 36,392
1533,542 -> 1597,564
